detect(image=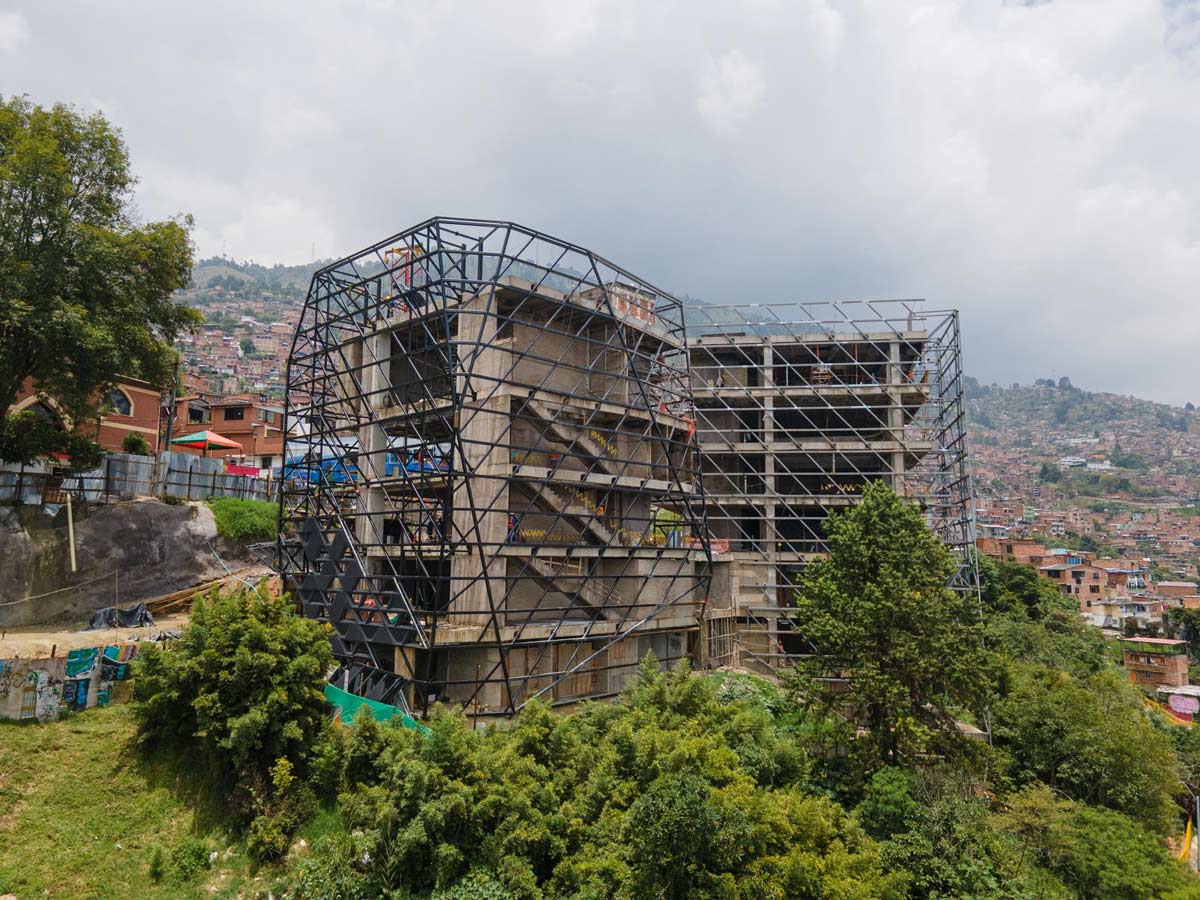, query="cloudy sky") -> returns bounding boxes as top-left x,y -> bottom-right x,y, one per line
1,0 -> 1197,402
